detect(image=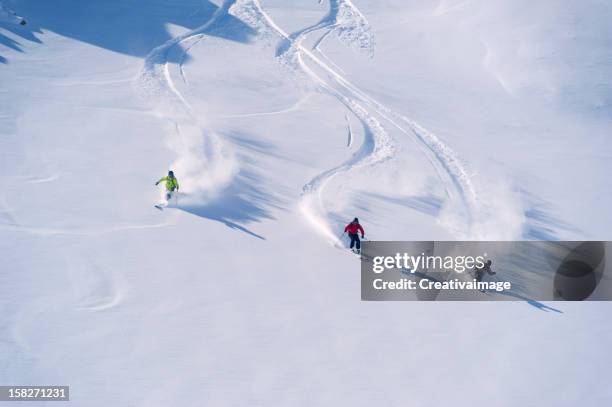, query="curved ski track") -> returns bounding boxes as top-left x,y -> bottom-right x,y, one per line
234,0 -> 480,241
